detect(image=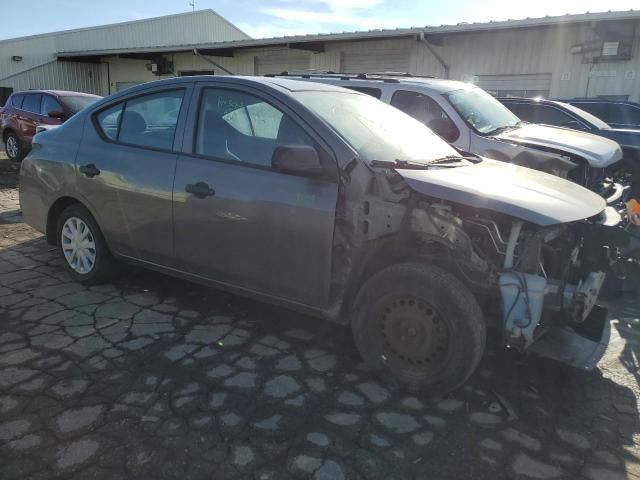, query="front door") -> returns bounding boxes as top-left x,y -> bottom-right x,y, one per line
173,85 -> 339,307
75,87 -> 191,265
